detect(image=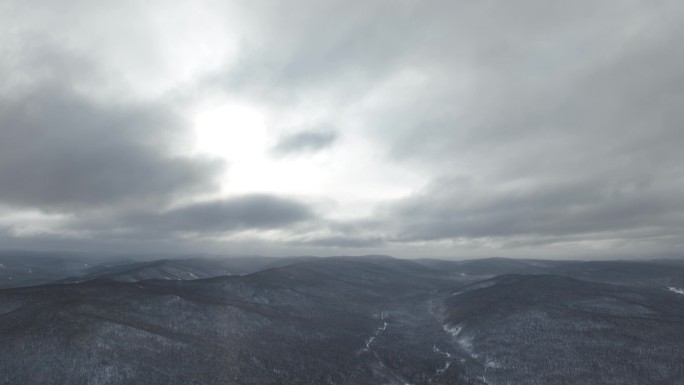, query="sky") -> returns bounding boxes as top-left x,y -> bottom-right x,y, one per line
0,0 -> 683,259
